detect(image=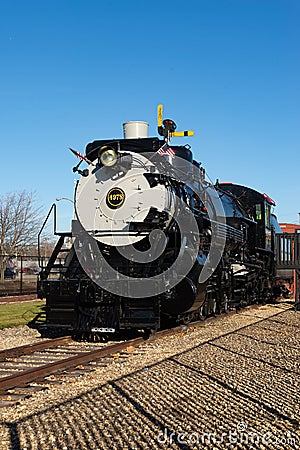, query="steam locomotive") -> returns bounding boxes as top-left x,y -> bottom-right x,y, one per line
38,107 -> 280,337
